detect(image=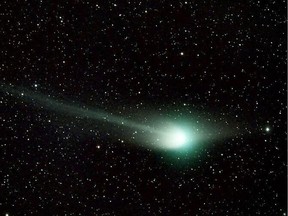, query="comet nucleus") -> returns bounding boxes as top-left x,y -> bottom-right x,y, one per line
155,126 -> 194,150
